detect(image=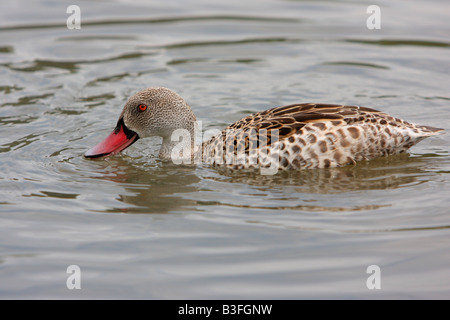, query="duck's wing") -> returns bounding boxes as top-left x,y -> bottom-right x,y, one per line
223,104 -> 382,144
228,103 -> 443,139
